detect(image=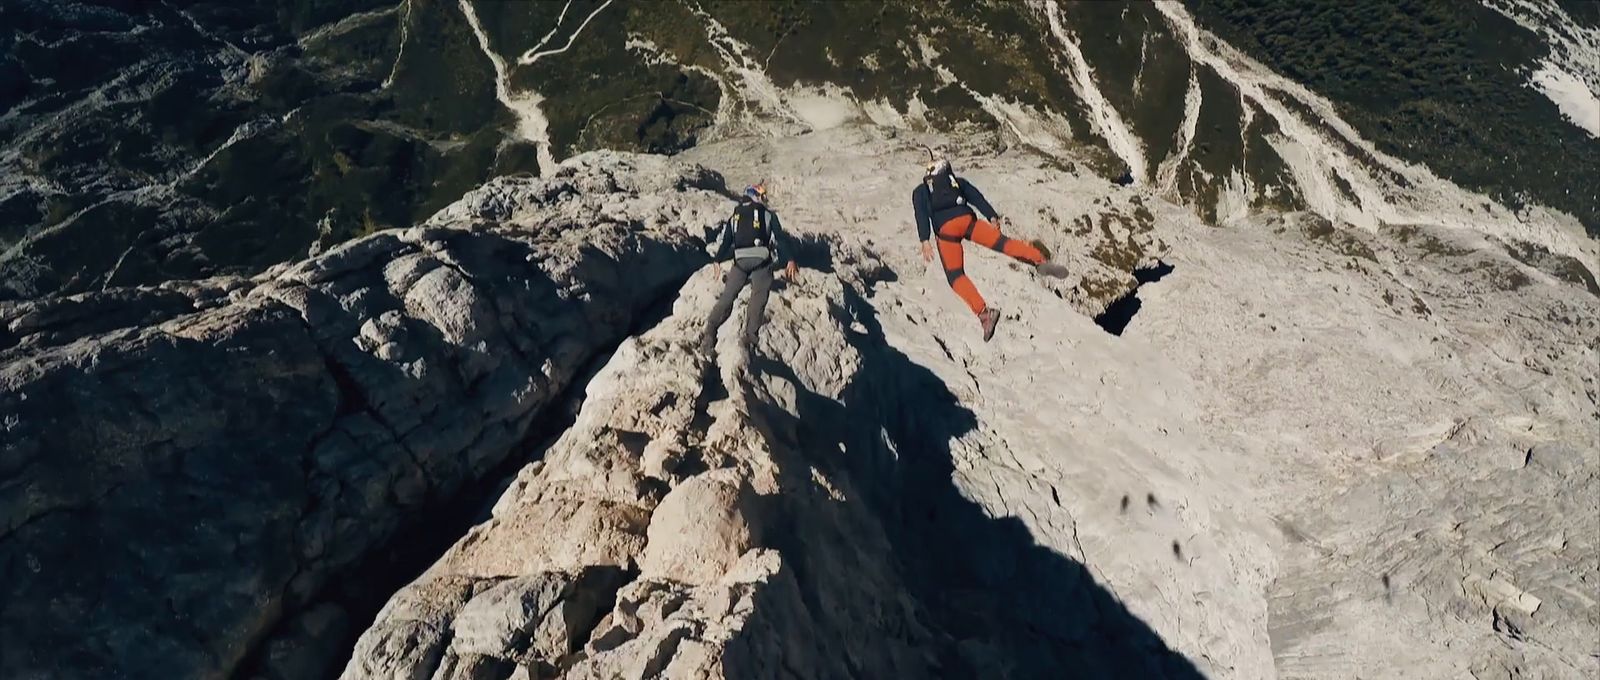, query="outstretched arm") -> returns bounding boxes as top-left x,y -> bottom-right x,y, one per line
912,185 -> 933,242
913,185 -> 935,263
